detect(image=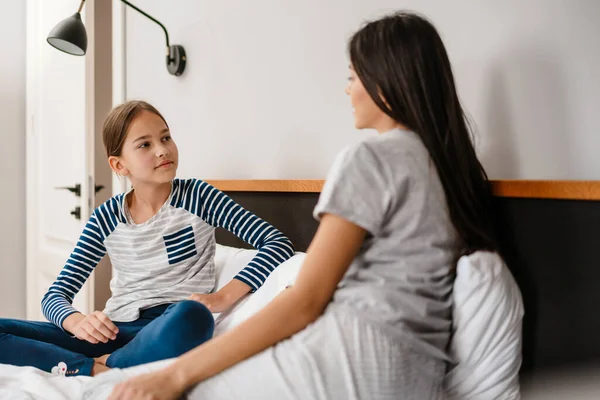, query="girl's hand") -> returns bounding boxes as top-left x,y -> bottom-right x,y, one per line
188,292 -> 227,313
68,311 -> 119,344
189,279 -> 252,313
108,369 -> 186,400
